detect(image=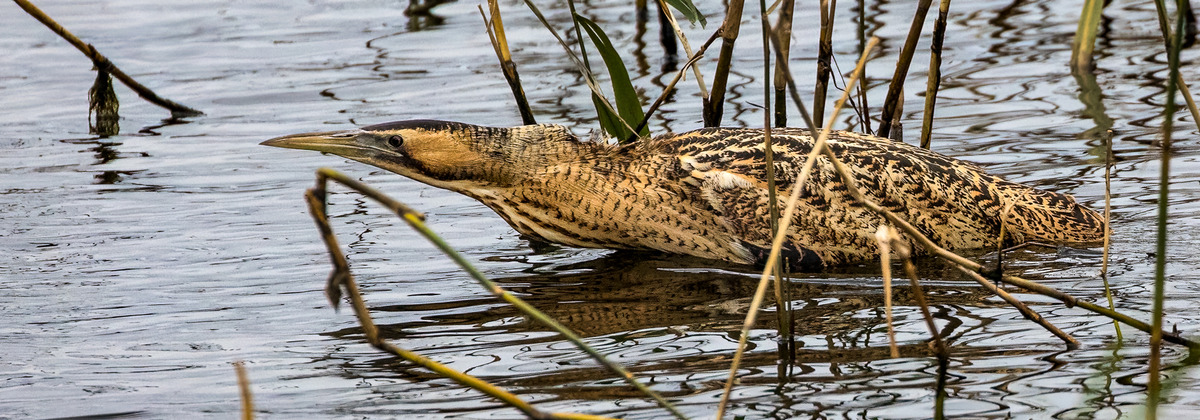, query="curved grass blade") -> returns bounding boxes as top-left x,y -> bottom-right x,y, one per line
662,0 -> 706,27
575,14 -> 649,140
